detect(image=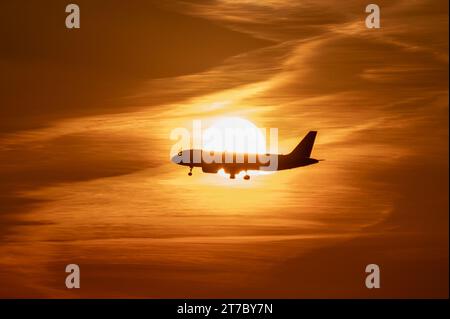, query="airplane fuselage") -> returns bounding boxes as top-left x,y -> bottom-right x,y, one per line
175,150 -> 318,170
171,131 -> 320,179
